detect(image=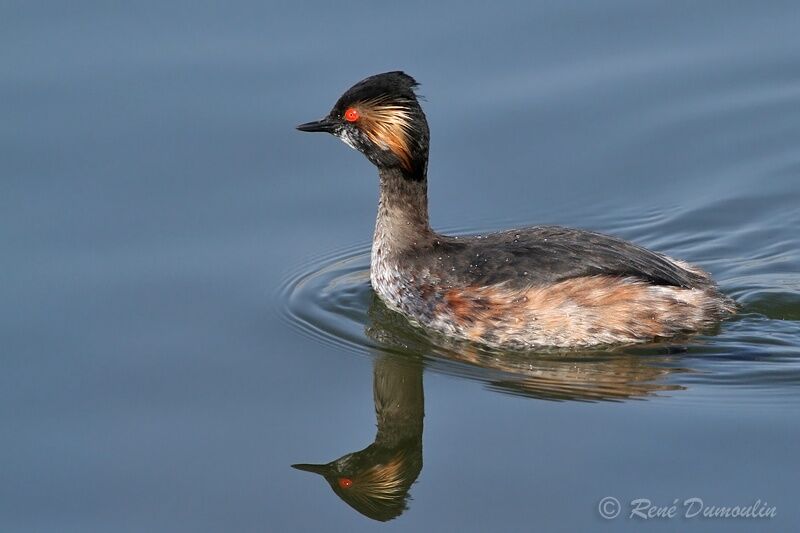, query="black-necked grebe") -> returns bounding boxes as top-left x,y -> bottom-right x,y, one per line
292,353 -> 423,521
297,71 -> 736,349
